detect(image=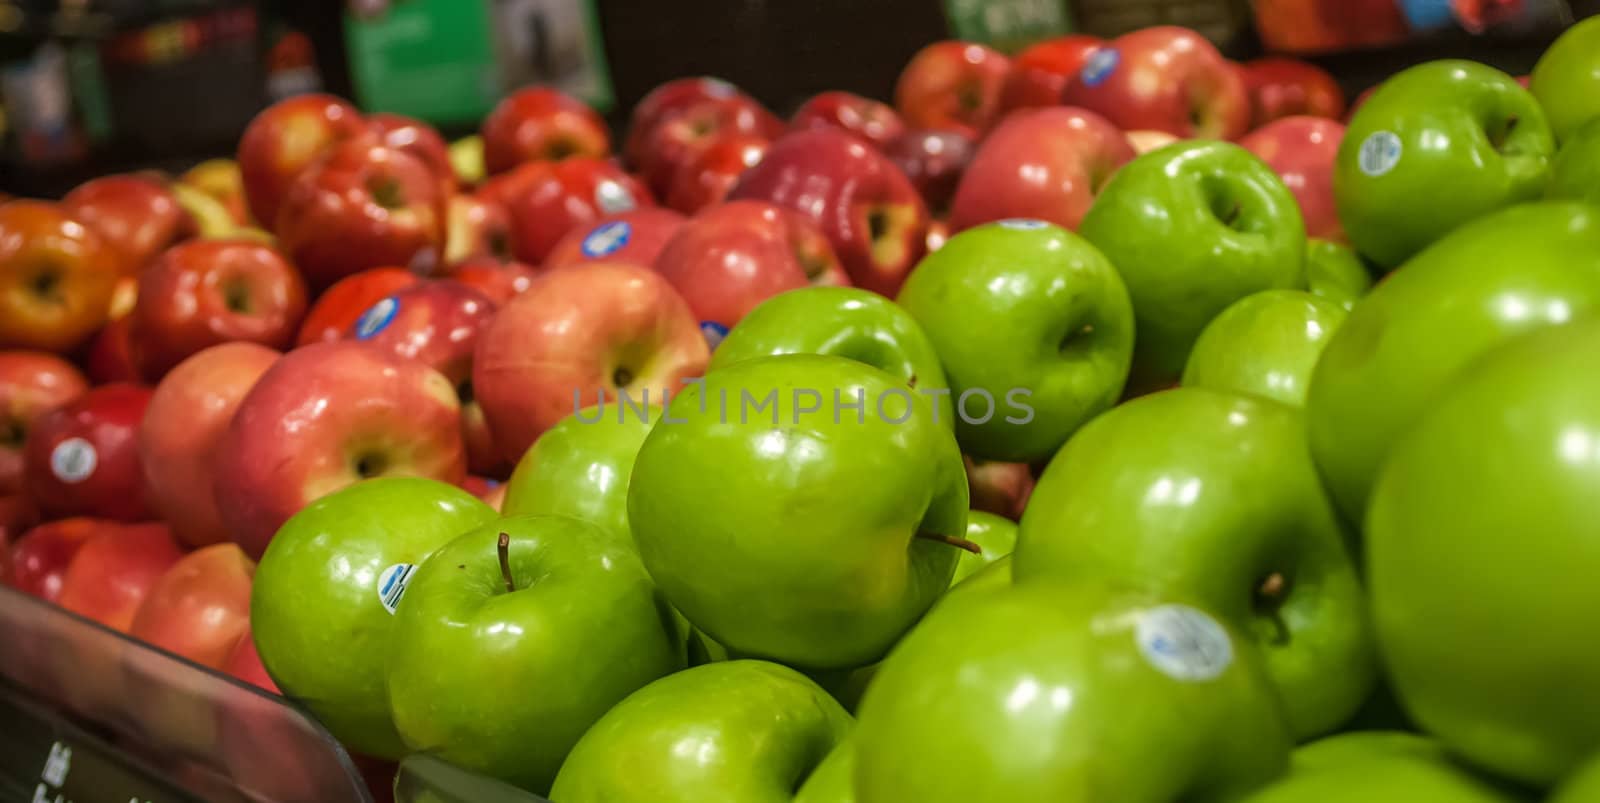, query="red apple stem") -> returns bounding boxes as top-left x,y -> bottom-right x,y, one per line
498,532 -> 516,593
917,531 -> 983,555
